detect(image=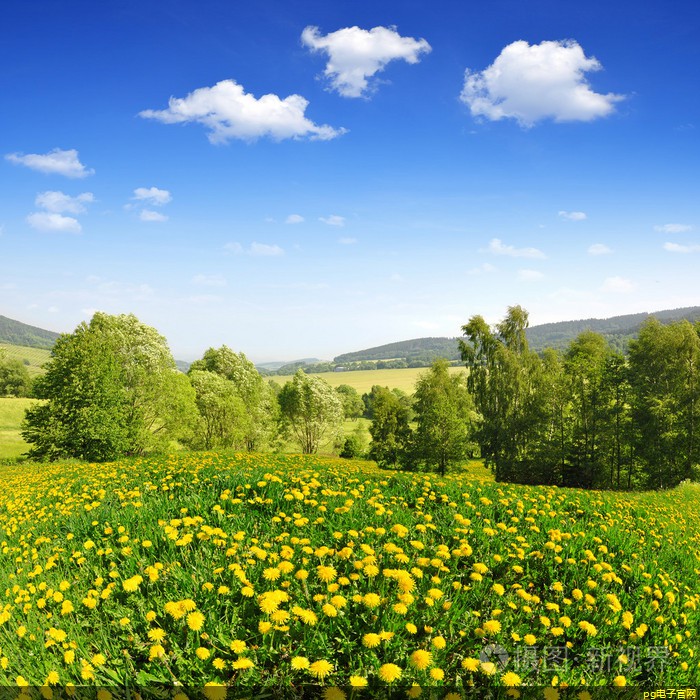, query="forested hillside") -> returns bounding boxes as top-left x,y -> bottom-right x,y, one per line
0,315 -> 59,349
